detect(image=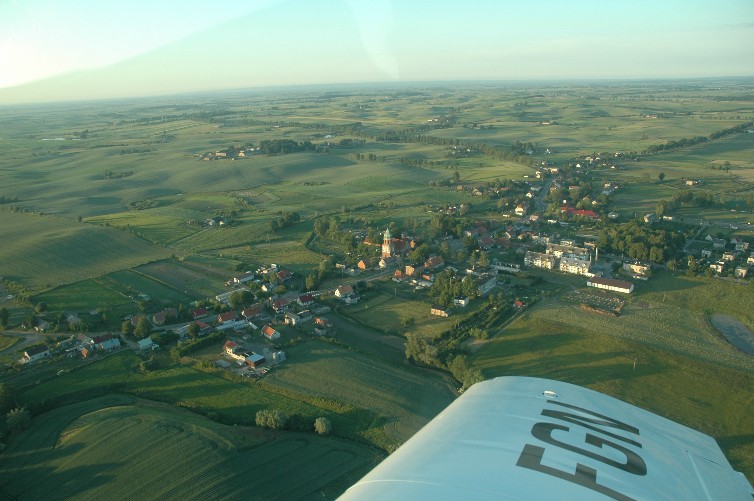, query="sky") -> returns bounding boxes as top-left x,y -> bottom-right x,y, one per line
0,0 -> 753,103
